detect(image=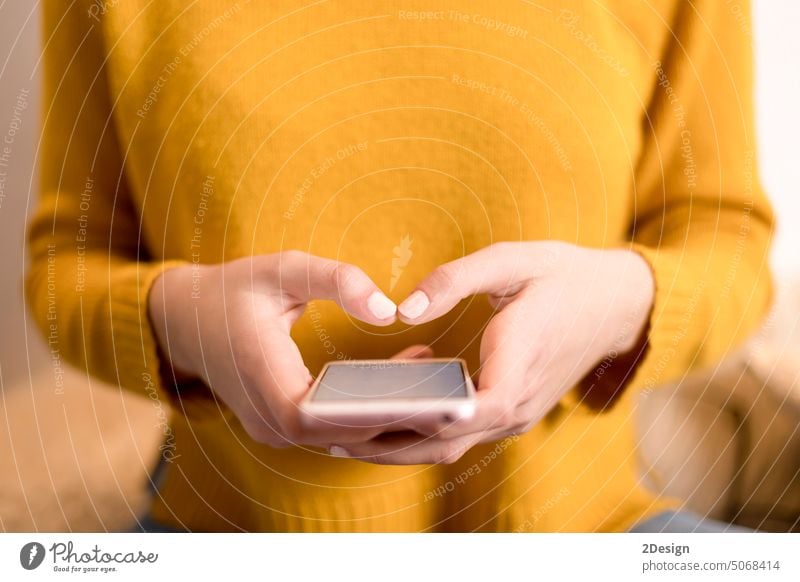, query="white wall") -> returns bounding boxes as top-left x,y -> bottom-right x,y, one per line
754,0 -> 800,278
